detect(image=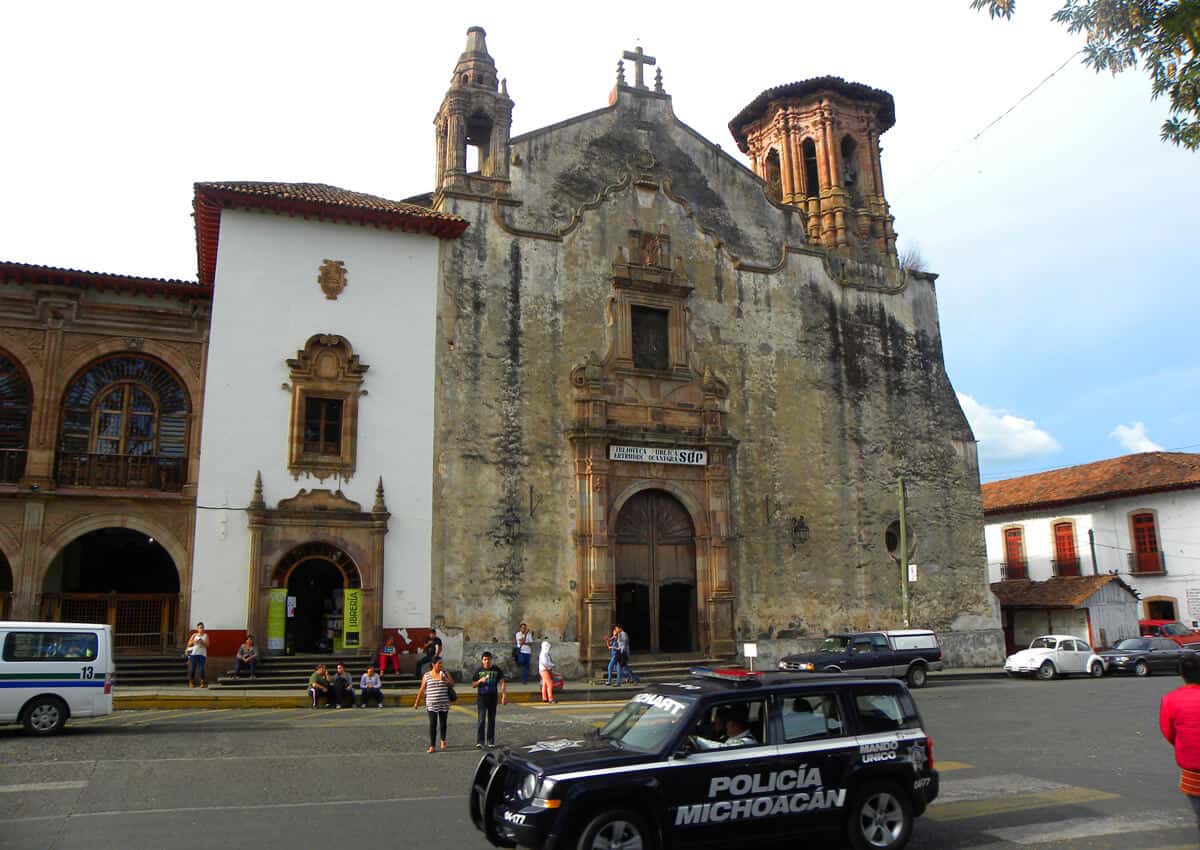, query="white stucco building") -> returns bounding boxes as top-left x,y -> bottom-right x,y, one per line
189,182 -> 465,655
982,452 -> 1200,634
